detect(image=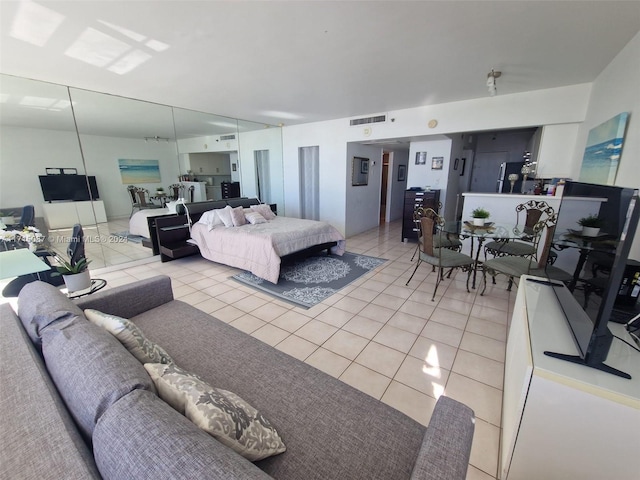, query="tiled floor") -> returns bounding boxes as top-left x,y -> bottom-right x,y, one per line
3,219 -> 517,479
